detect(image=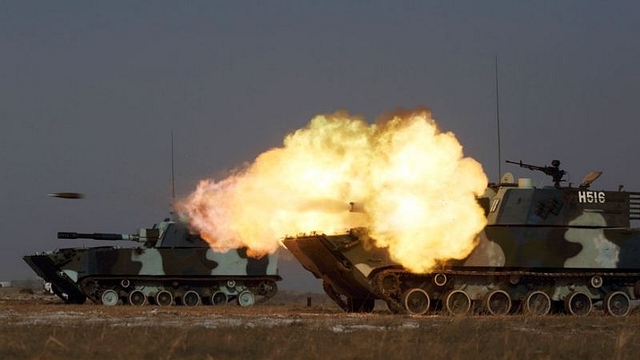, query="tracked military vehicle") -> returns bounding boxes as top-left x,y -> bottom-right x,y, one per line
283,160 -> 640,316
24,219 -> 280,306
